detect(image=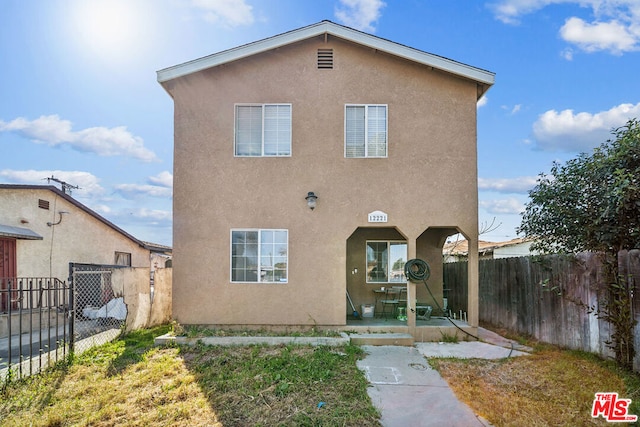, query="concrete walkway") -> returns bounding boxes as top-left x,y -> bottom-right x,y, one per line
356,328 -> 532,427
